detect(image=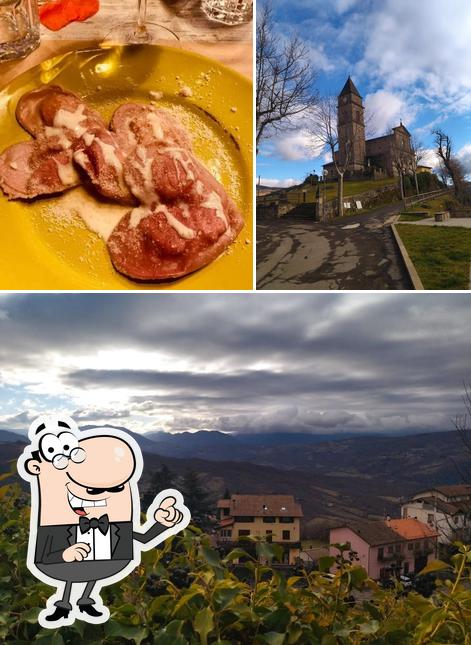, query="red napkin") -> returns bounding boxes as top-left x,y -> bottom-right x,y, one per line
39,0 -> 100,31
